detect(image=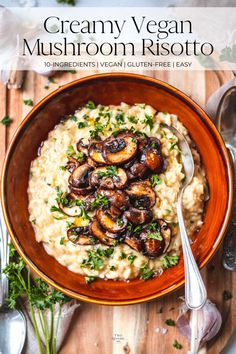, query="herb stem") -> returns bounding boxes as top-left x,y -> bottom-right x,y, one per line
42,311 -> 51,354
53,304 -> 62,354
49,305 -> 54,351
30,304 -> 44,354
